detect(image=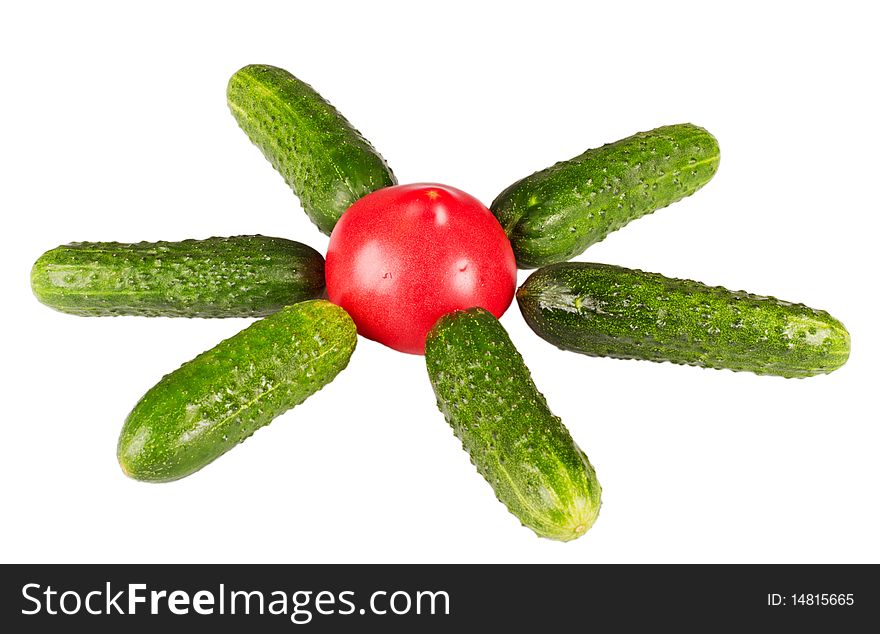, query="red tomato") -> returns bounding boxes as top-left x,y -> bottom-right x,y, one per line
325,183 -> 517,354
